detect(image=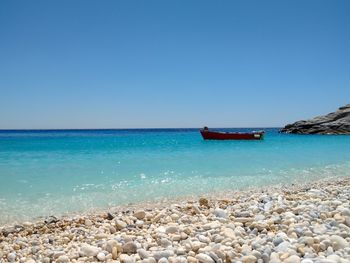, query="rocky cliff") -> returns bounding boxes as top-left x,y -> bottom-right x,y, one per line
280,104 -> 350,134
